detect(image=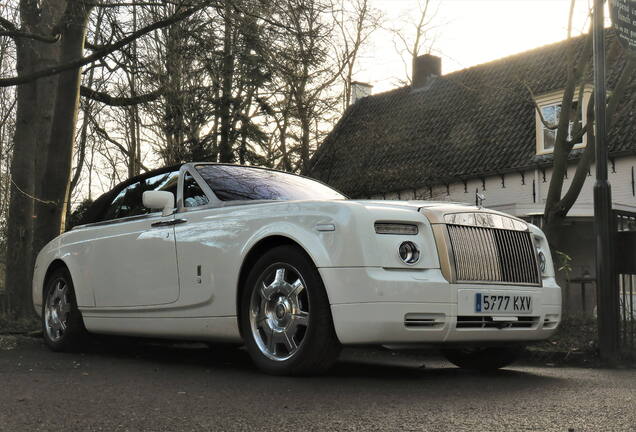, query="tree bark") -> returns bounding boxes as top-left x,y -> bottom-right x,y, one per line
299,109 -> 311,174
33,1 -> 93,257
4,38 -> 37,318
218,0 -> 235,163
278,110 -> 291,171
3,0 -> 64,318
